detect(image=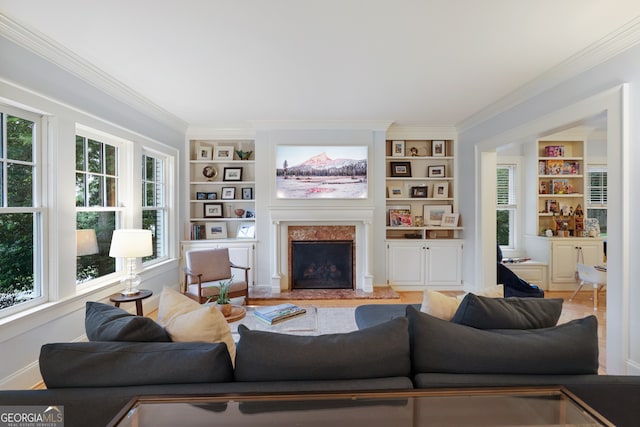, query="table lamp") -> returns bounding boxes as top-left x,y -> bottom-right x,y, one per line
109,229 -> 152,295
76,229 -> 99,256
